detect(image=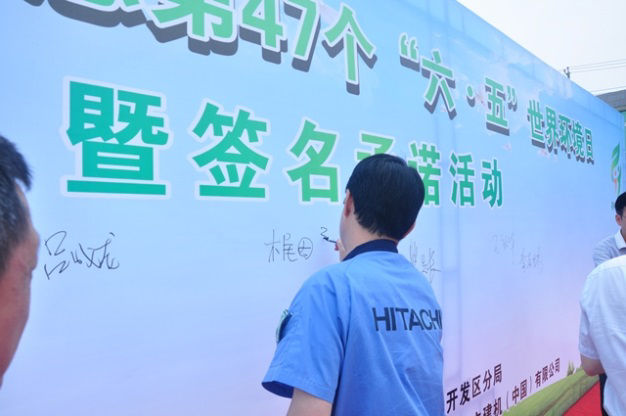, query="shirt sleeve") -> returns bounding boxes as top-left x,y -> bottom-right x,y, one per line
579,307 -> 599,359
579,270 -> 602,359
262,272 -> 346,403
592,240 -> 609,267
